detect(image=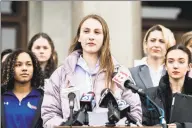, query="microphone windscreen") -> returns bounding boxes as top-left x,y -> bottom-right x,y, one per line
80,92 -> 96,111
61,86 -> 80,111
68,92 -> 76,99
99,88 -> 117,108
